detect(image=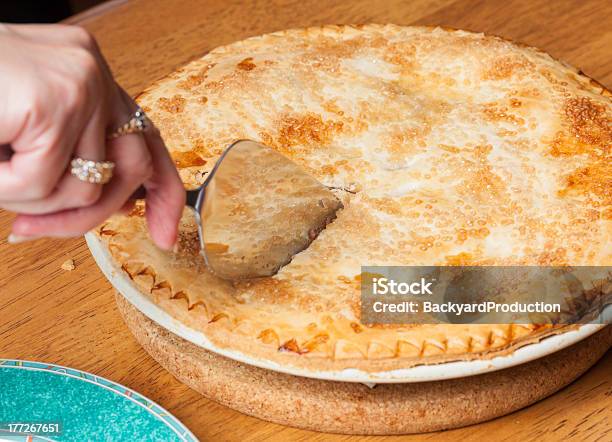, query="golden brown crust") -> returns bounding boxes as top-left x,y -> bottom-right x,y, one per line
98,25 -> 611,372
